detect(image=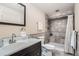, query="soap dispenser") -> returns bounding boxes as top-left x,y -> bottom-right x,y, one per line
20,28 -> 28,39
